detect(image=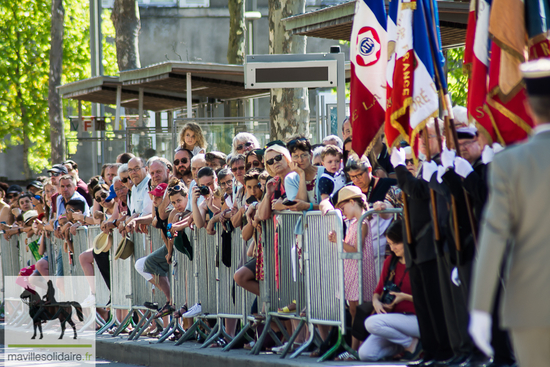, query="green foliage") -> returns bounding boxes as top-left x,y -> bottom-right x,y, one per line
0,1 -> 119,173
0,0 -> 51,172
446,47 -> 468,108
